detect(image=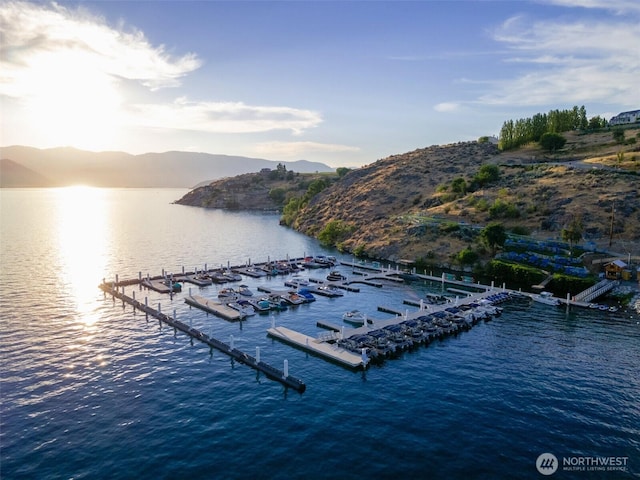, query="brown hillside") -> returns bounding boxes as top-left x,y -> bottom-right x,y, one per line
294,129 -> 640,264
